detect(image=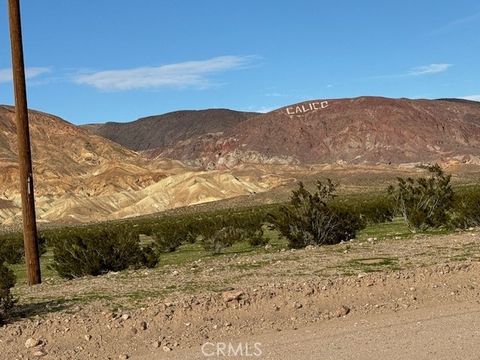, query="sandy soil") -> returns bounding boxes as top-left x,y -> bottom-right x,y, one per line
1,230 -> 480,359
